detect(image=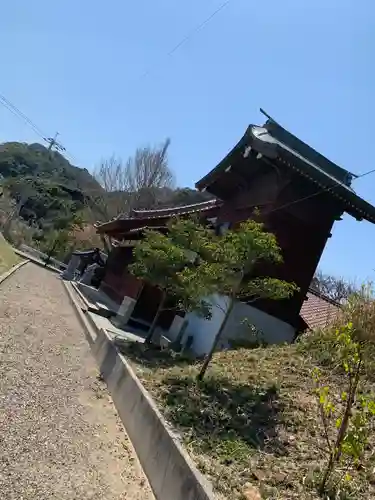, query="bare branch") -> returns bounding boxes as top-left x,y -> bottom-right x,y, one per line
93,139 -> 175,218
311,269 -> 357,303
